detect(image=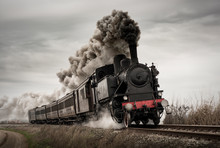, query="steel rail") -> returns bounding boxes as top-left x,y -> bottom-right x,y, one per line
158,124 -> 220,132
129,125 -> 220,141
